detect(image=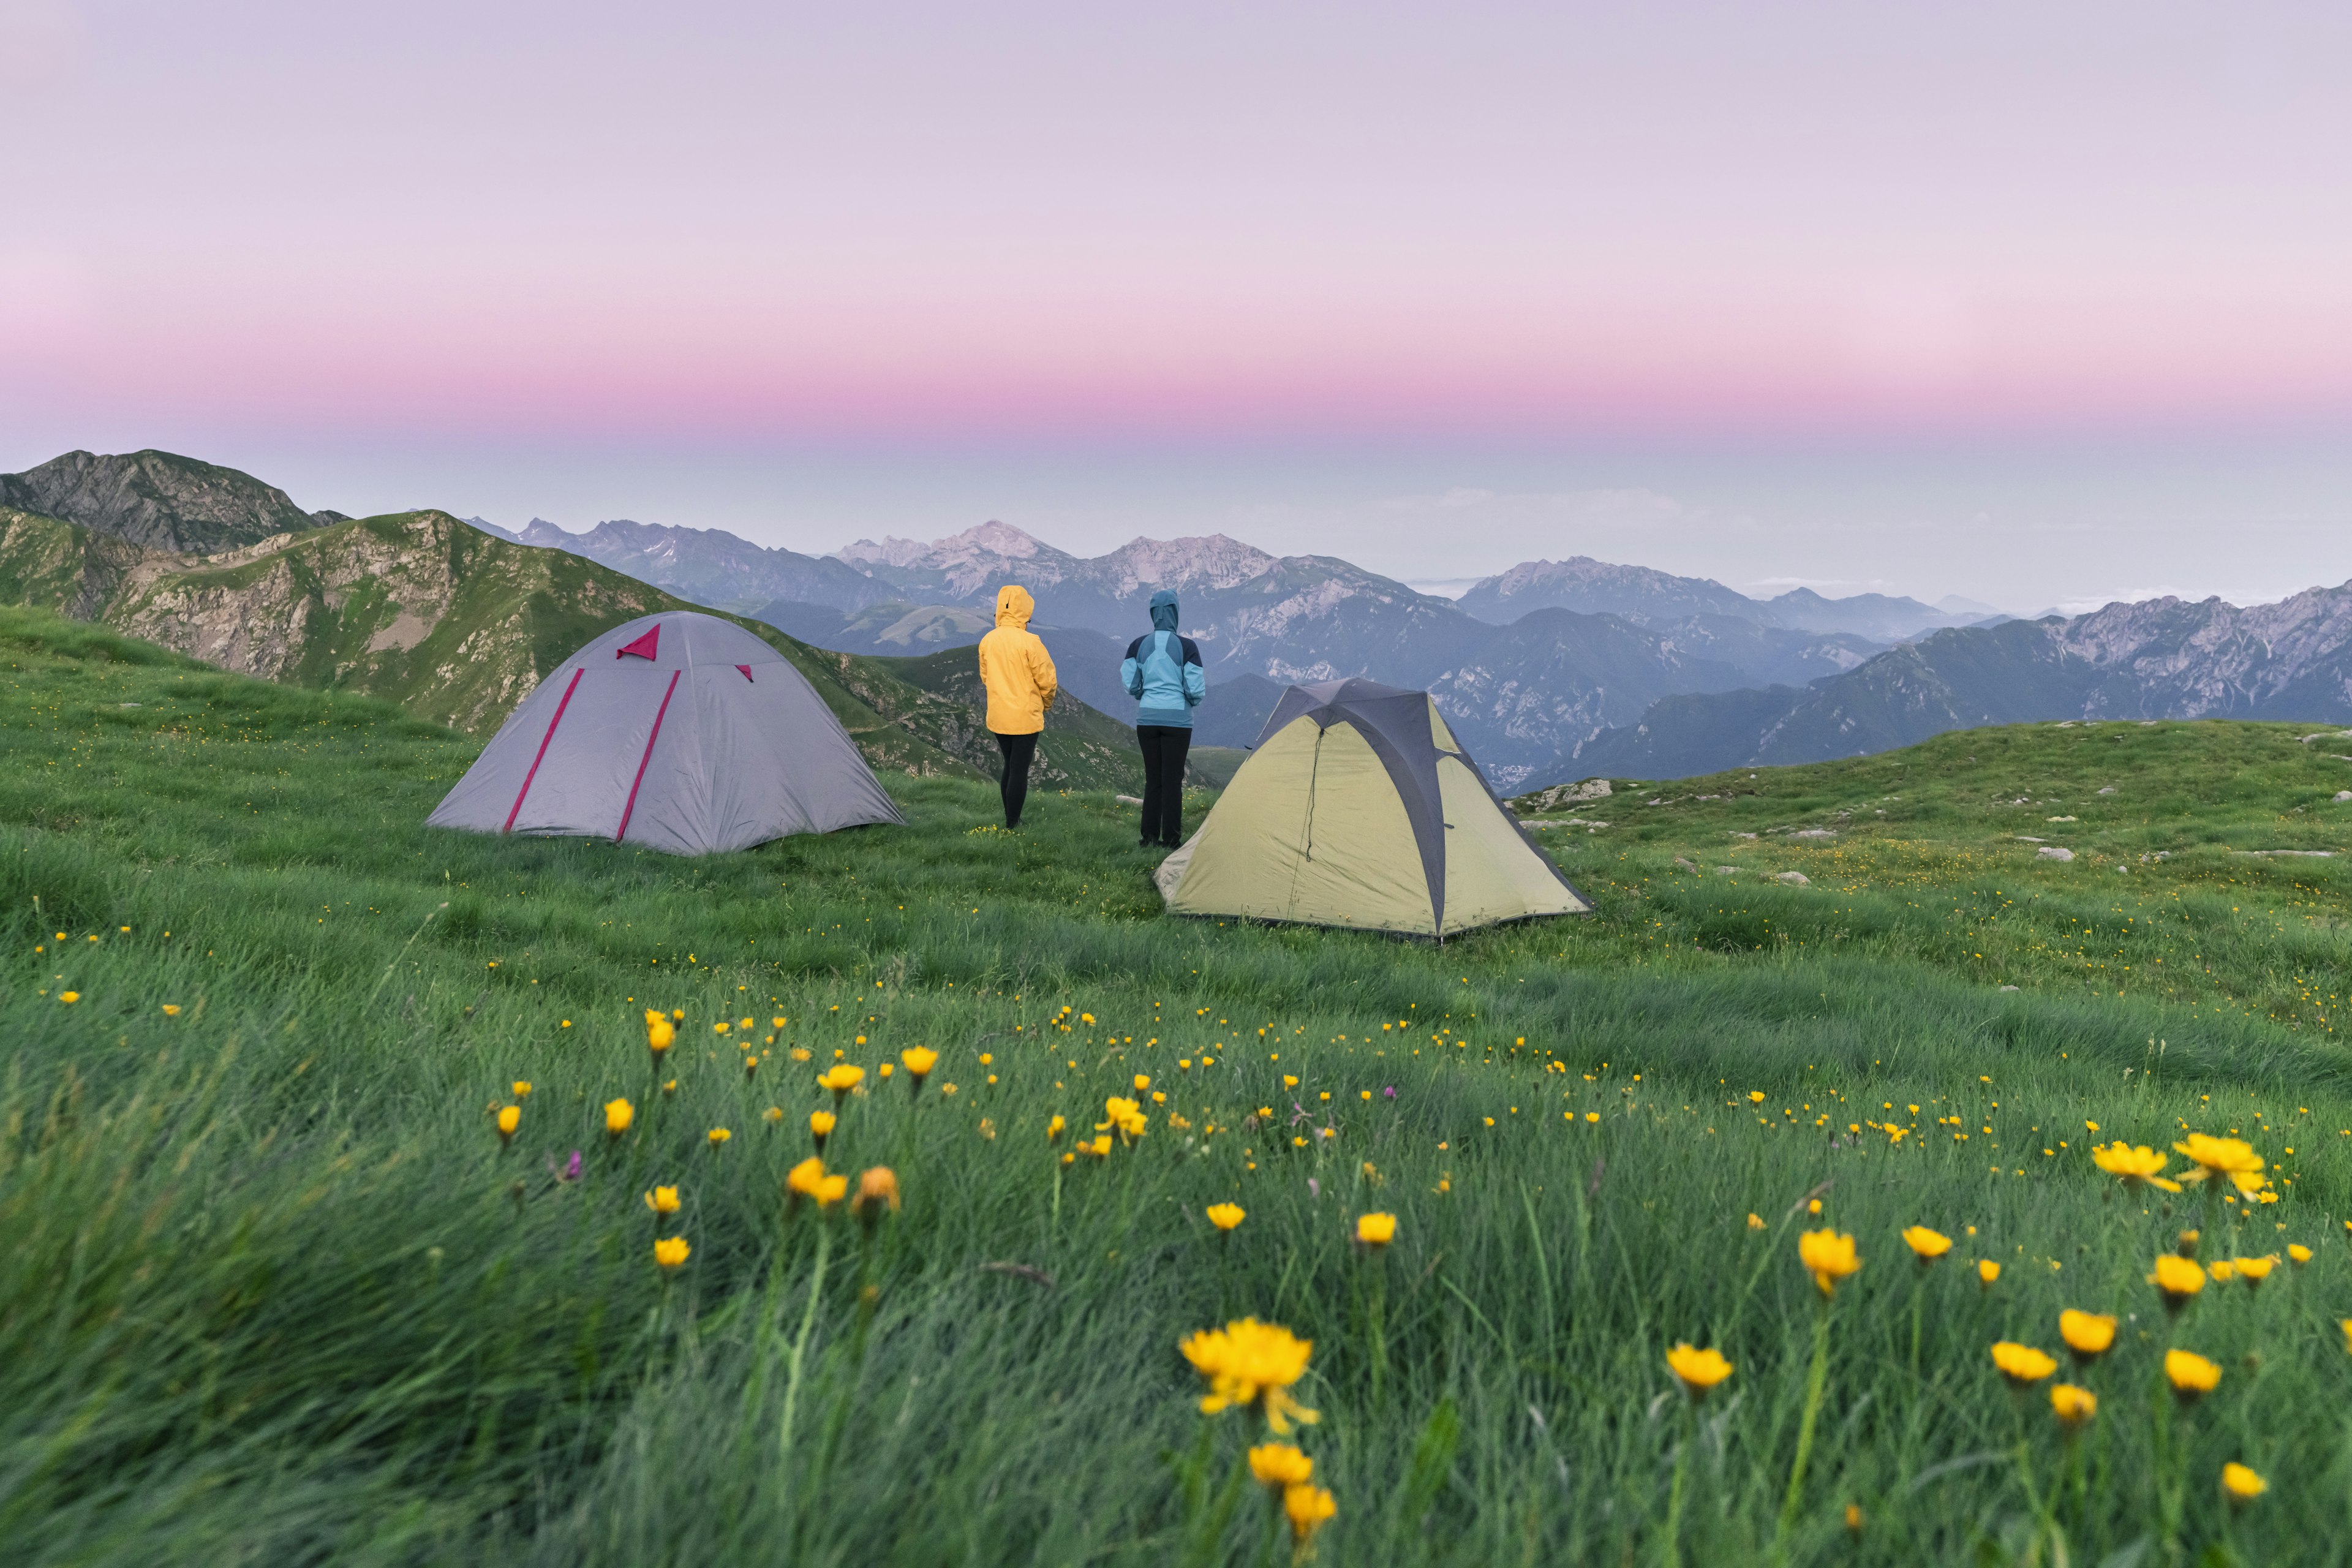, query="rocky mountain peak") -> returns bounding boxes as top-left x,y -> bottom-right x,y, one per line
0,449 -> 322,554
1455,555 -> 1758,626
834,535 -> 933,570
1086,535 -> 1280,596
